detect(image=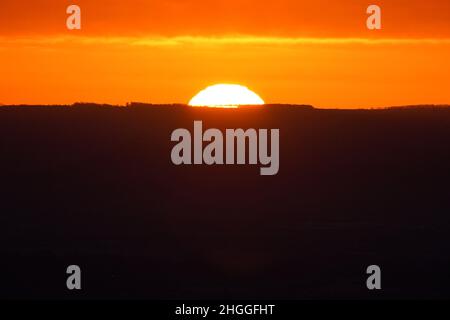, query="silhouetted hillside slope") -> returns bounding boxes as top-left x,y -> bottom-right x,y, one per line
0,105 -> 449,299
